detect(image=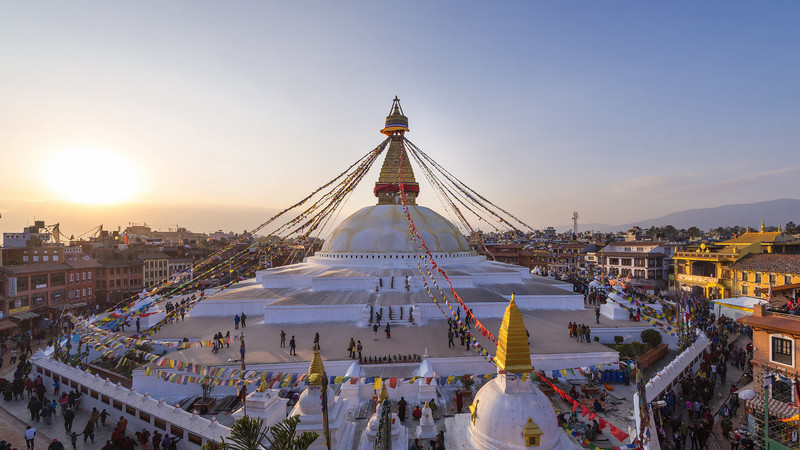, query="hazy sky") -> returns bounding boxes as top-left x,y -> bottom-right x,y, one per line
2,2 -> 799,238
